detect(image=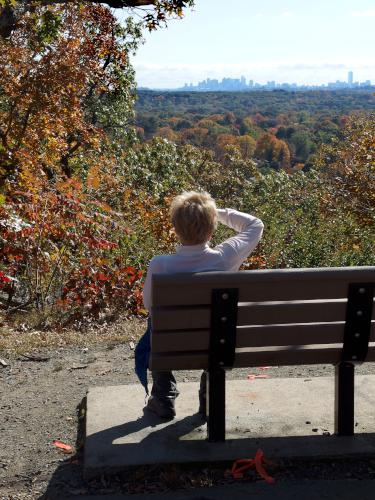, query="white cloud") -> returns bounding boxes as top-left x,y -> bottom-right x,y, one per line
351,8 -> 375,17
